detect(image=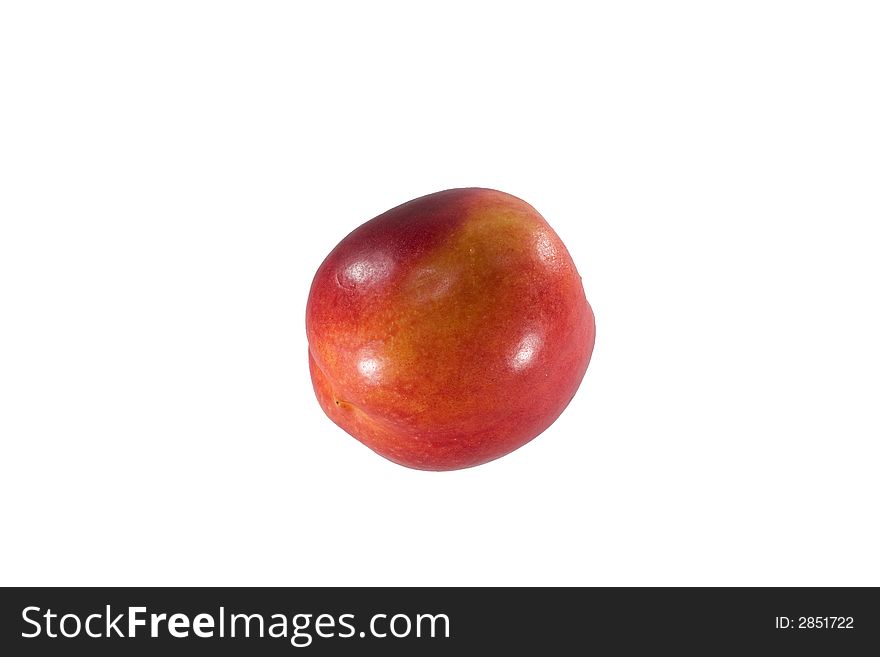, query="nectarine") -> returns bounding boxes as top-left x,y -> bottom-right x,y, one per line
306,188 -> 594,470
